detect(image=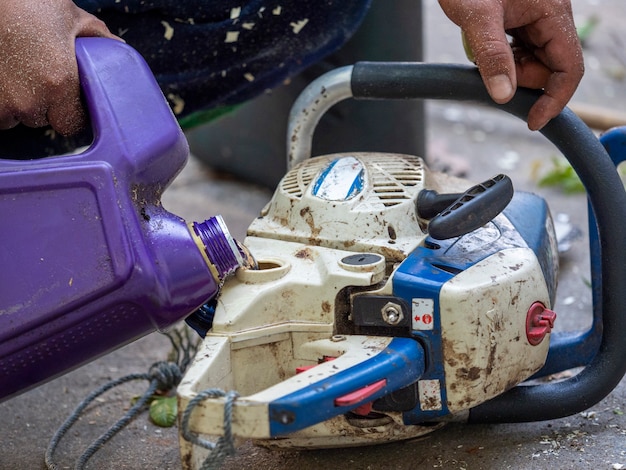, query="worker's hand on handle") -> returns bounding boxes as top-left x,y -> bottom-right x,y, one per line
438,0 -> 584,131
0,0 -> 120,136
